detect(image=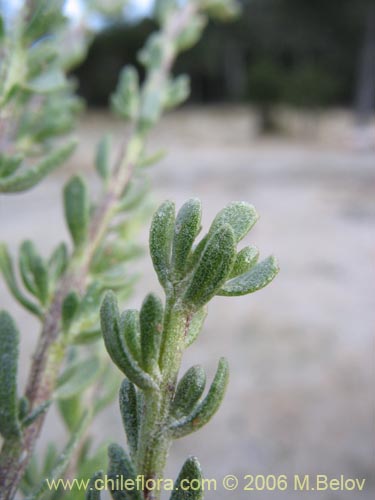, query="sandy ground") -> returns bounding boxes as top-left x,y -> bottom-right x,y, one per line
0,108 -> 374,499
